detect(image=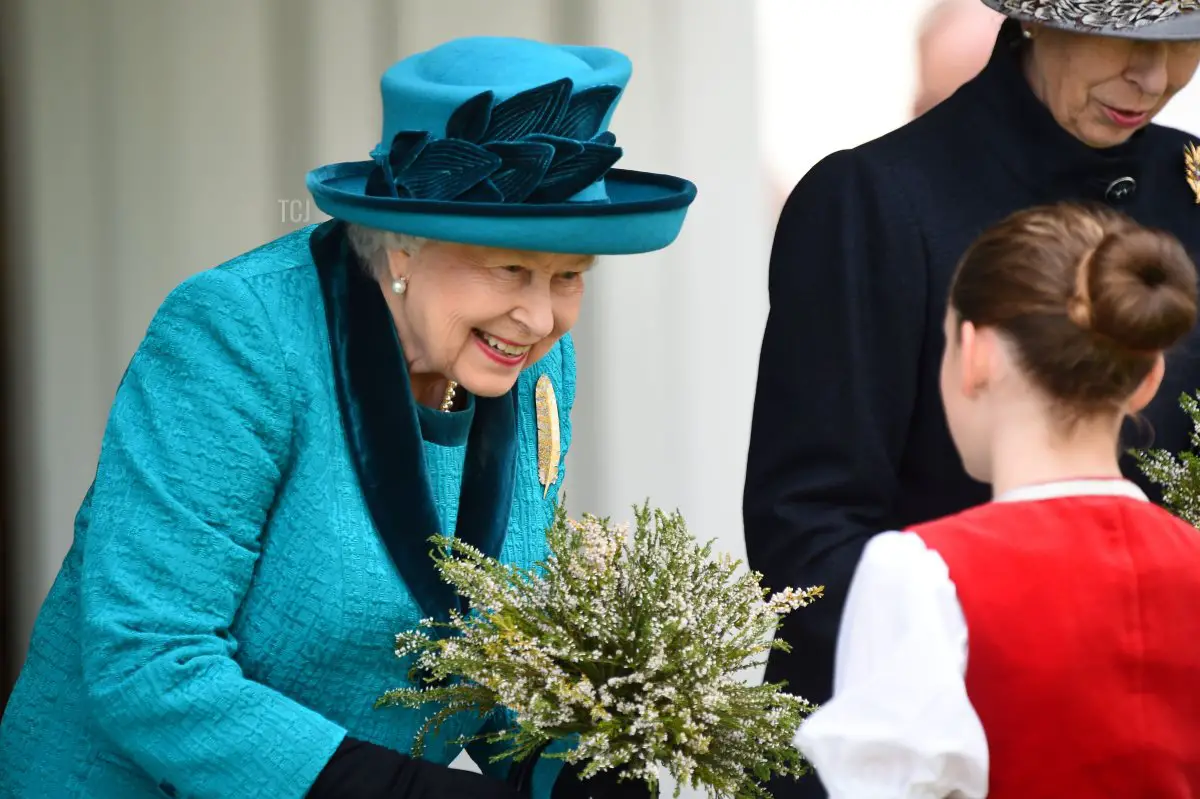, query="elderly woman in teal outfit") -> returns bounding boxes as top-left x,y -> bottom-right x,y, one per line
0,36 -> 695,799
